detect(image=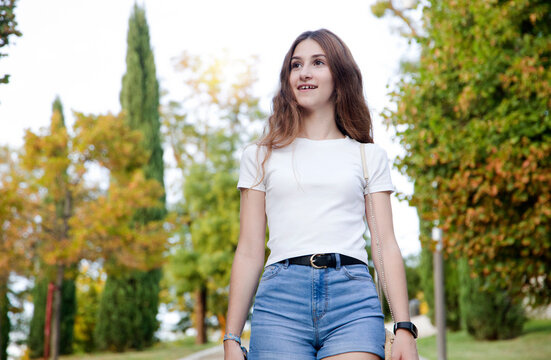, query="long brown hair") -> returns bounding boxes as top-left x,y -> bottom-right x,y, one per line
256,29 -> 374,183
